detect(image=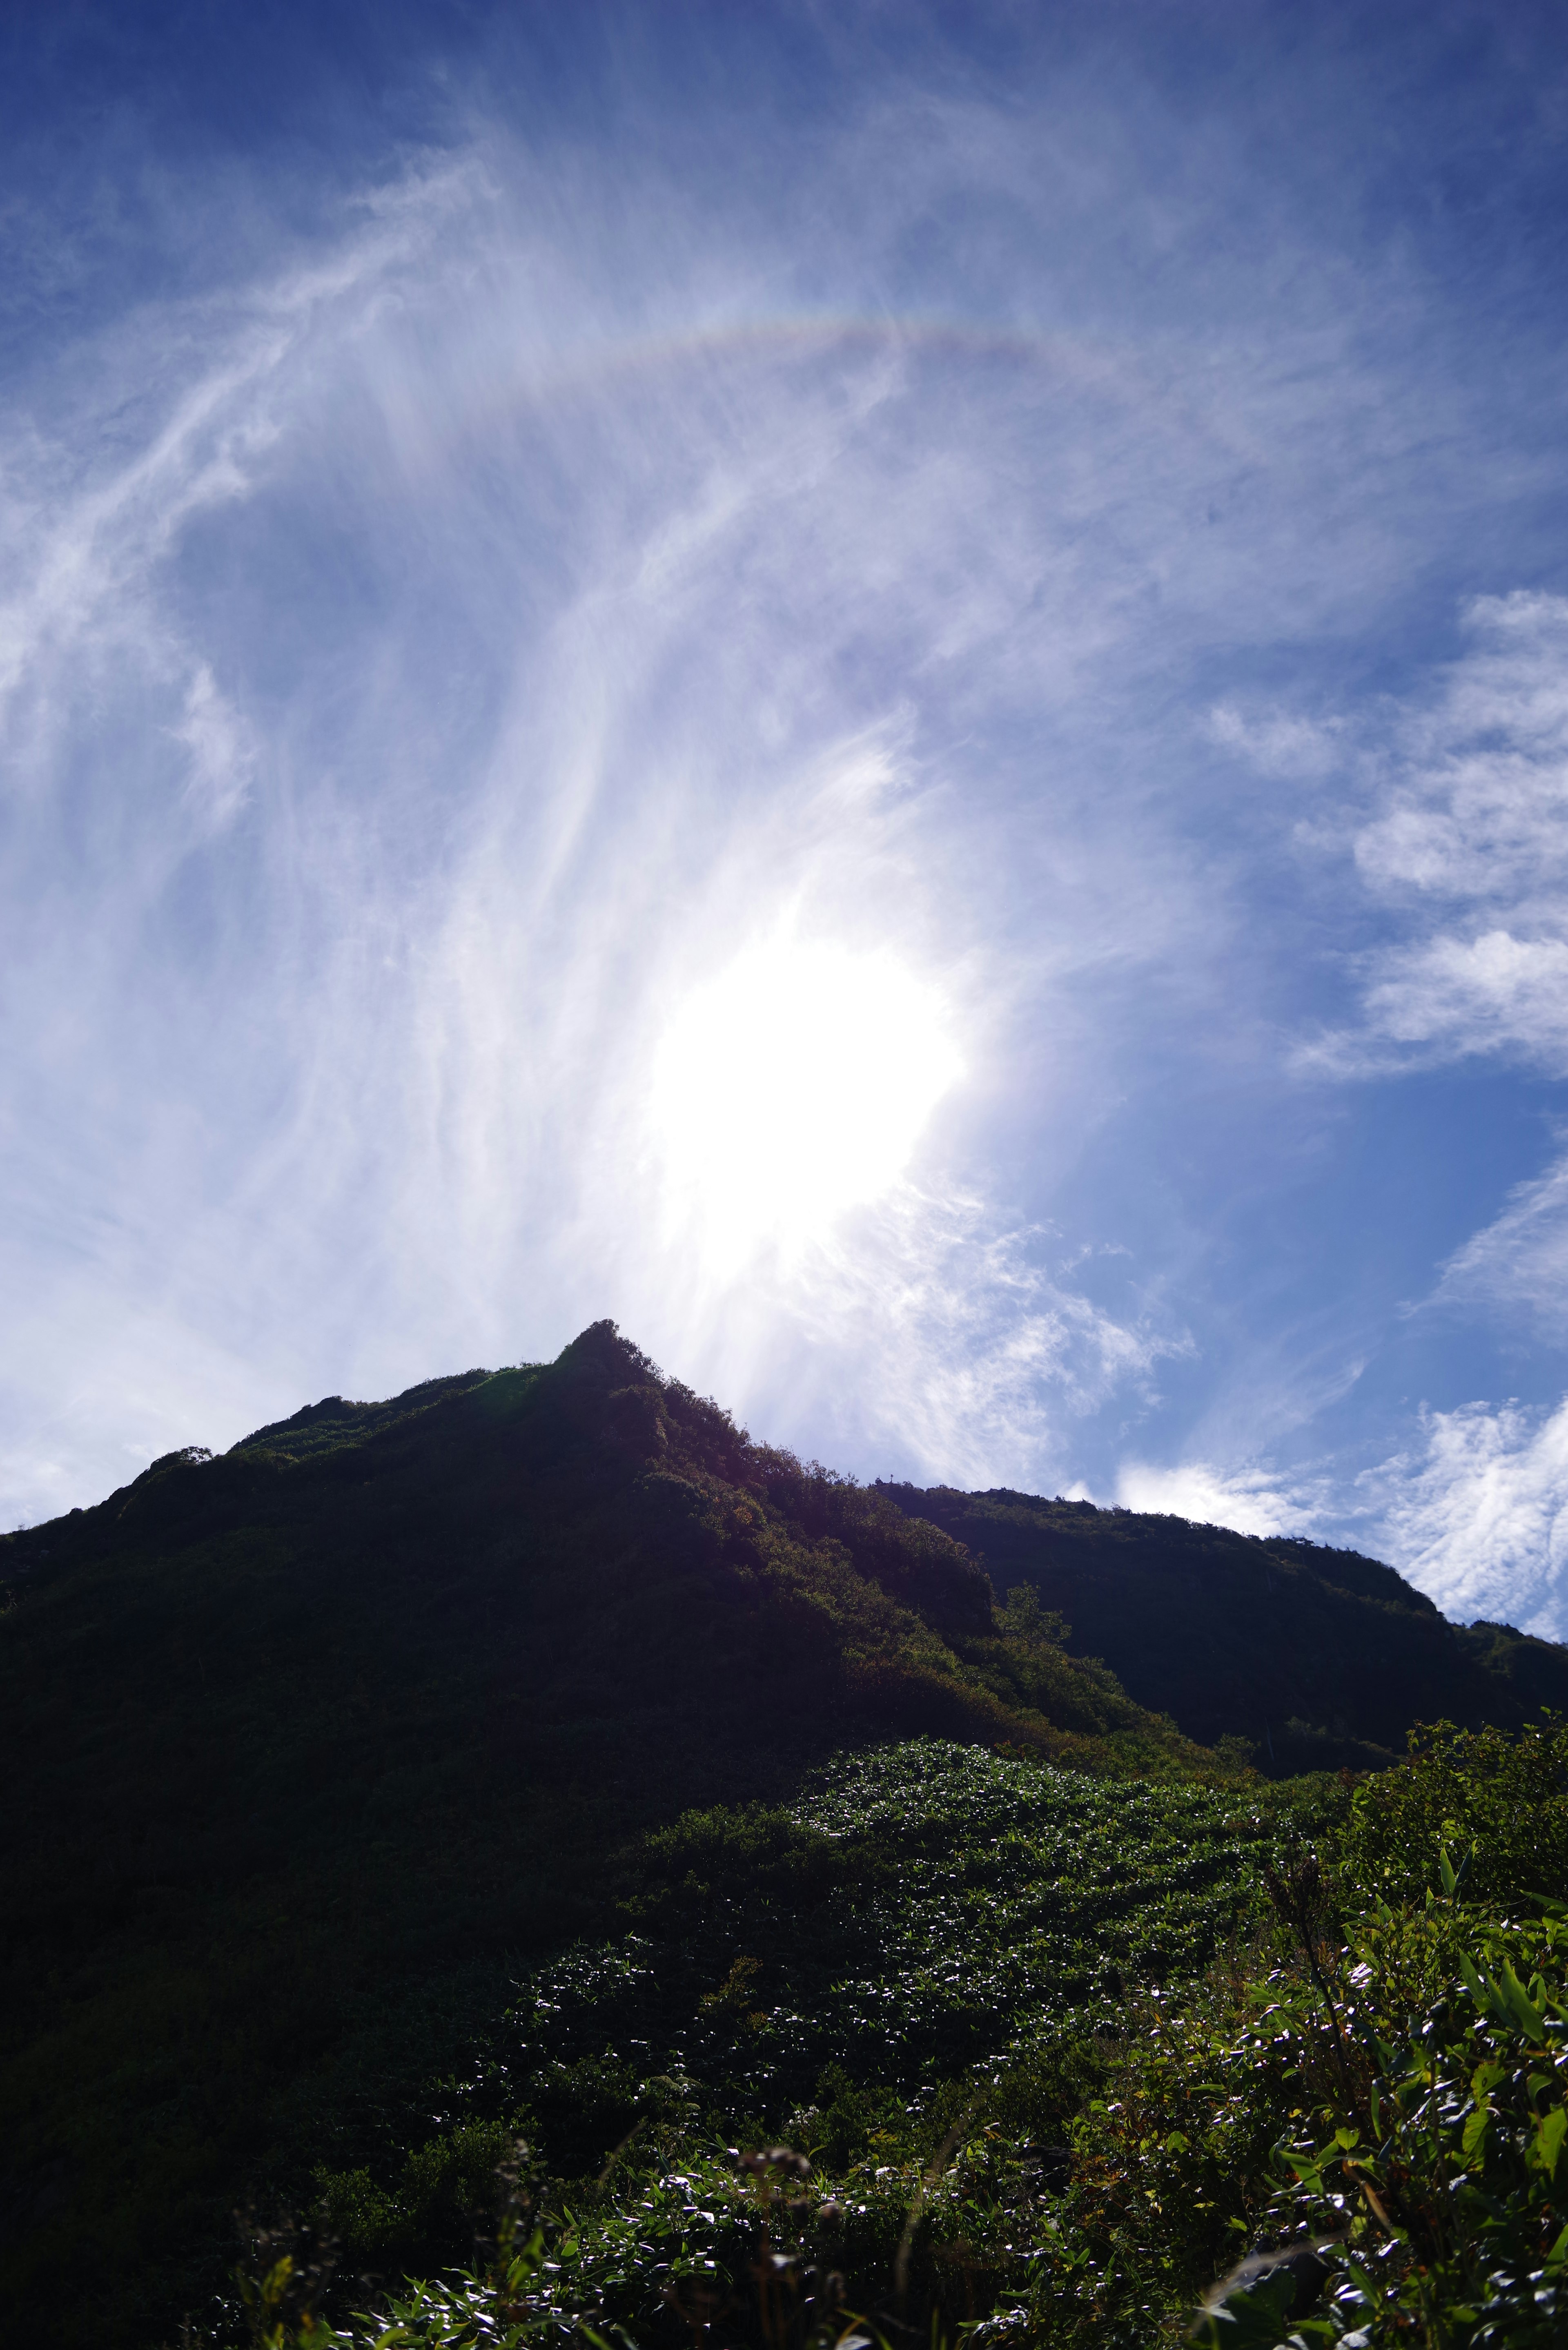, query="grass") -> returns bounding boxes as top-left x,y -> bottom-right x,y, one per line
265,1739 -> 1341,2341
207,1723 -> 1568,2350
